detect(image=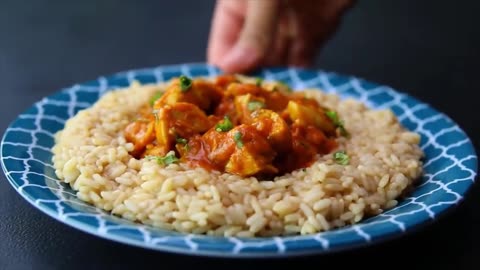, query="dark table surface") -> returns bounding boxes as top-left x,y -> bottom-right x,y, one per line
1,0 -> 479,269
